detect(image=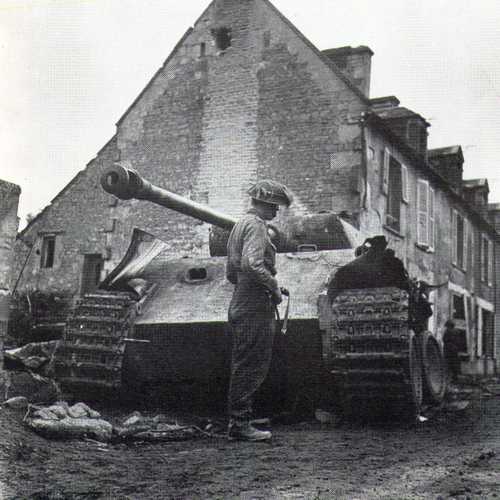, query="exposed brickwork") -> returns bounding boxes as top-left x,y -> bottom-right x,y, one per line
254,0 -> 365,218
